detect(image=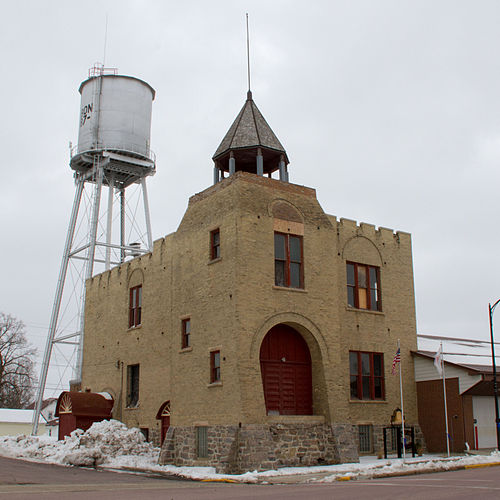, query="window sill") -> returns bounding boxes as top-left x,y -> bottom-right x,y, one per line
266,415 -> 325,424
124,404 -> 140,410
272,285 -> 307,293
193,458 -> 210,465
127,325 -> 142,331
349,399 -> 387,404
345,306 -> 384,316
207,381 -> 223,388
208,257 -> 222,265
179,346 -> 193,354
